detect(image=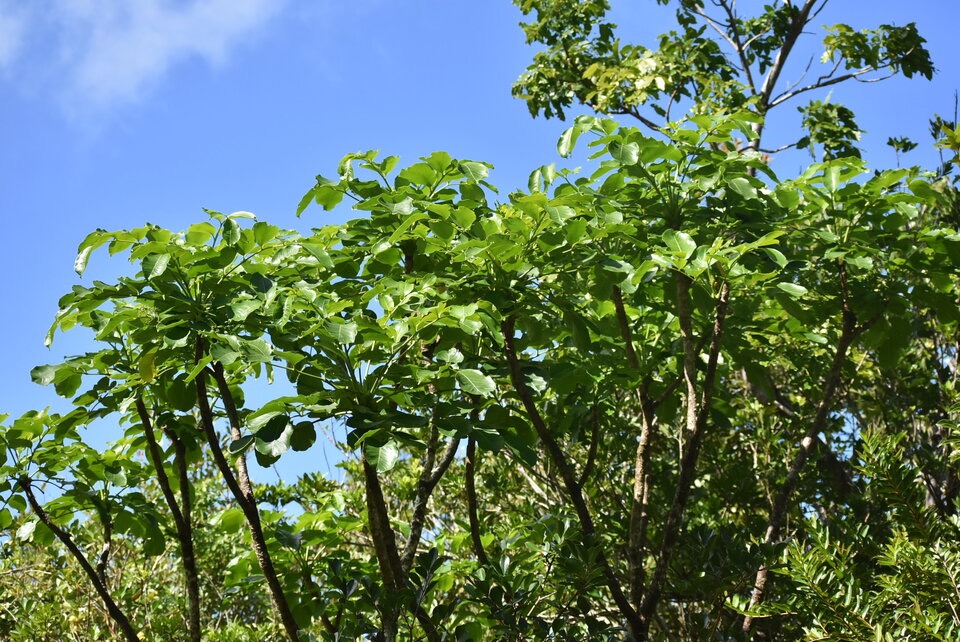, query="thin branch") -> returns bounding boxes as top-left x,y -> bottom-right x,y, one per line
579,402 -> 601,487
613,285 -> 640,370
94,512 -> 112,586
502,315 -> 643,637
19,478 -> 140,642
165,421 -> 202,642
701,1 -> 759,94
195,342 -> 301,642
743,264 -> 878,631
401,432 -> 461,572
613,105 -> 665,133
768,65 -> 877,109
749,0 -> 819,149
639,279 -> 731,630
465,437 -> 491,567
